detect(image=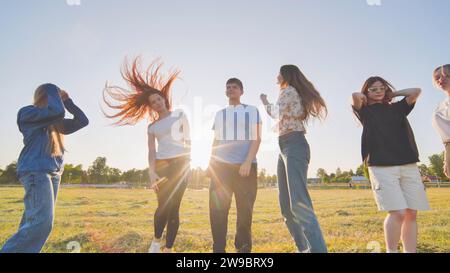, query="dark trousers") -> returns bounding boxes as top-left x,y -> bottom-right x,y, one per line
208,160 -> 257,253
154,156 -> 190,249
